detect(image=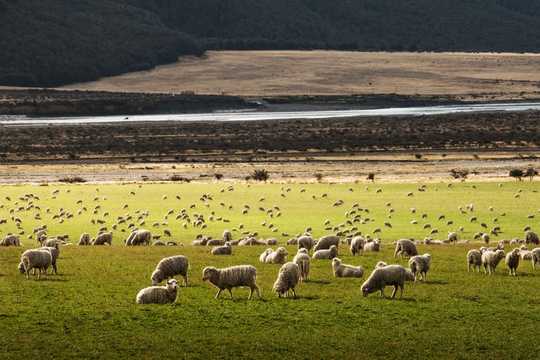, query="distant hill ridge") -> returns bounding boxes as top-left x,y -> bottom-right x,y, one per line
2,0 -> 540,87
